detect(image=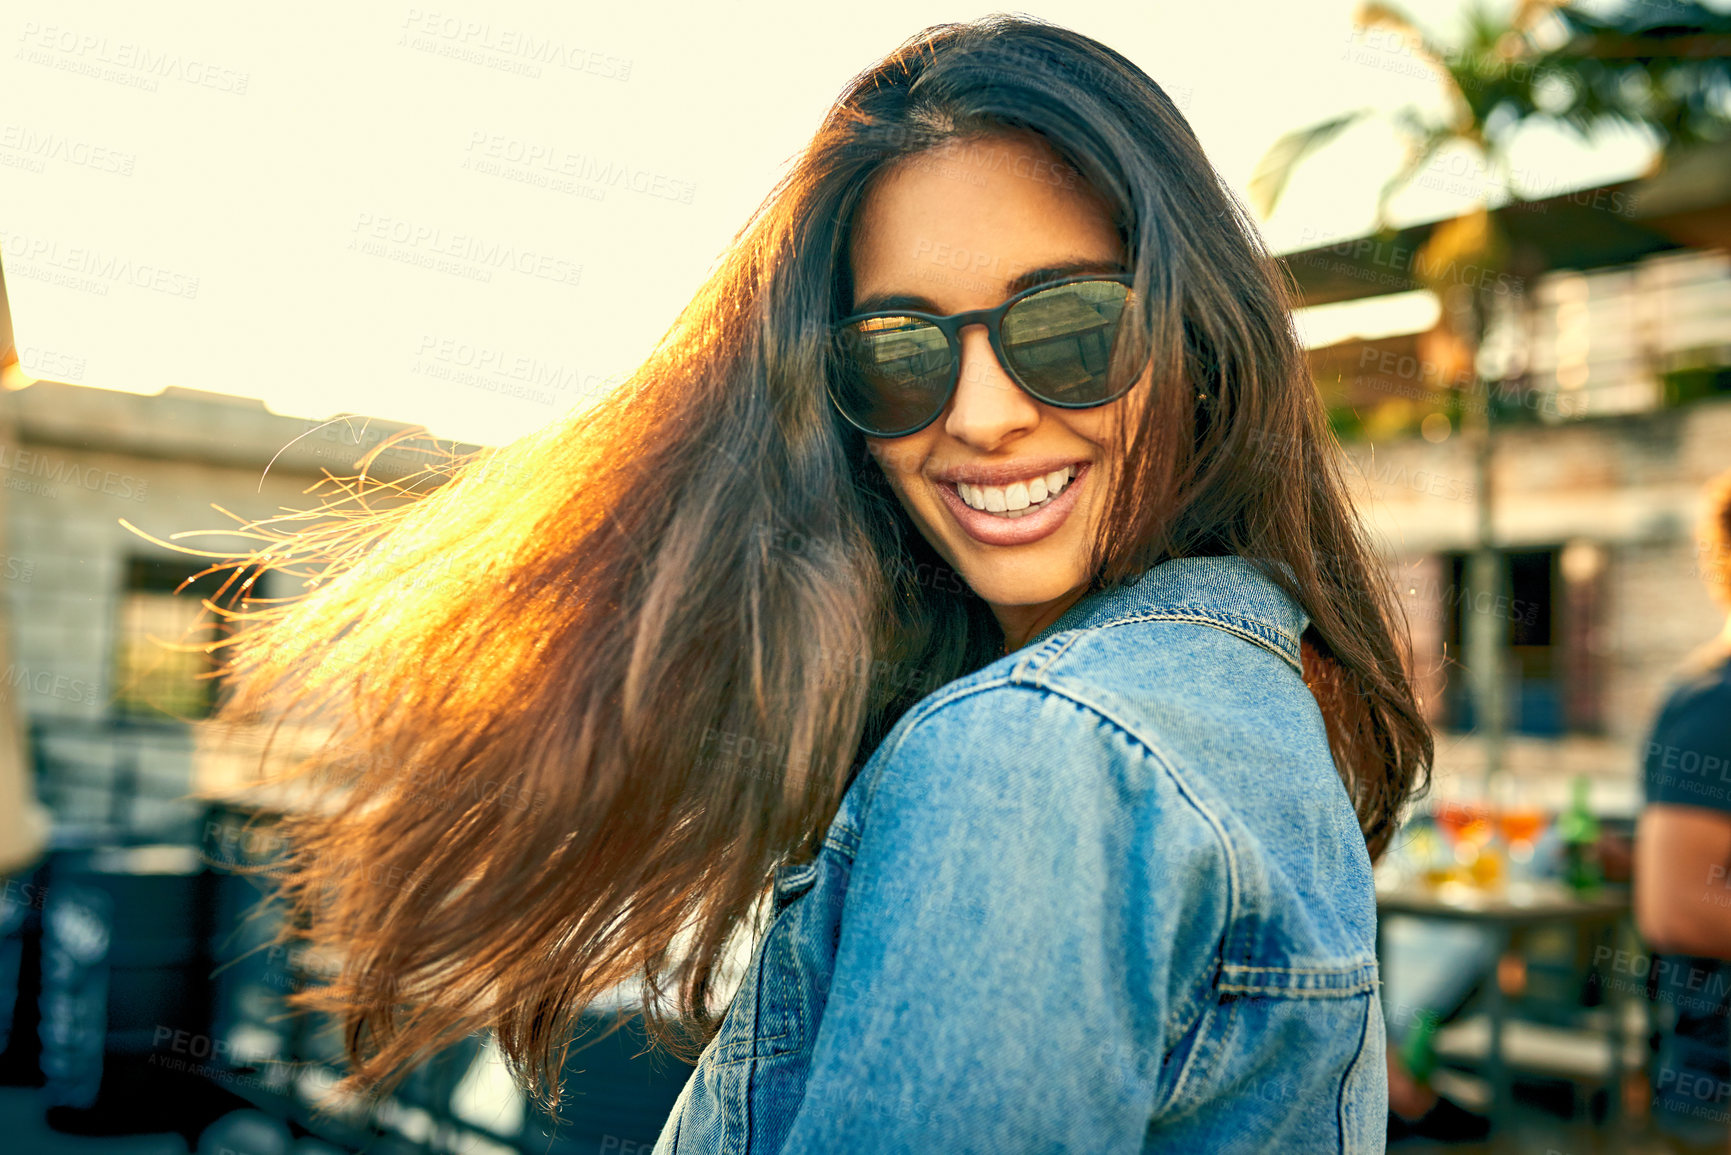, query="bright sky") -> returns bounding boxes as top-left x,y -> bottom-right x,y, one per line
1,0 -> 1664,446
